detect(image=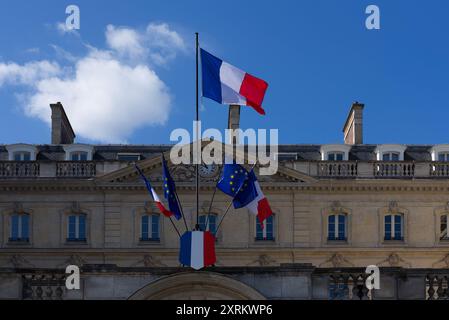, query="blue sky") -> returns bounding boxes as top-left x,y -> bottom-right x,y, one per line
0,0 -> 448,145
